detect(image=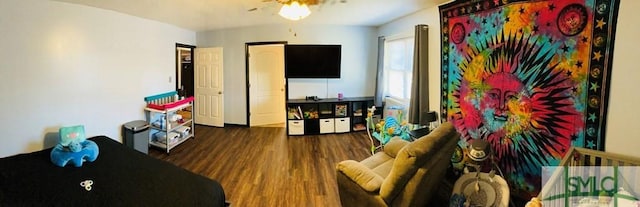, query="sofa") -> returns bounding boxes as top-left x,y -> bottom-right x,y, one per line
336,122 -> 460,206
